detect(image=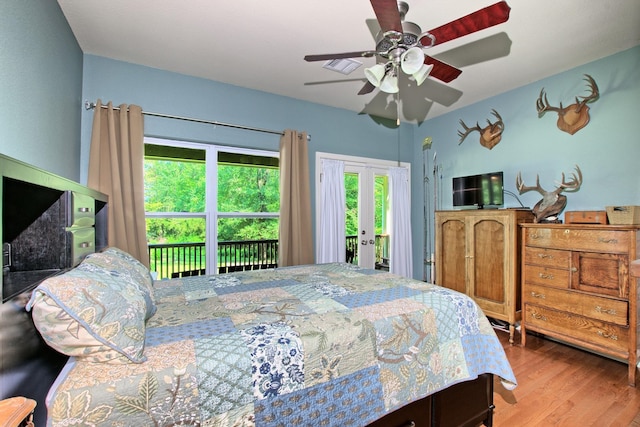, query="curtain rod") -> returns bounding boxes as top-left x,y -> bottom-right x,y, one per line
84,101 -> 310,141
